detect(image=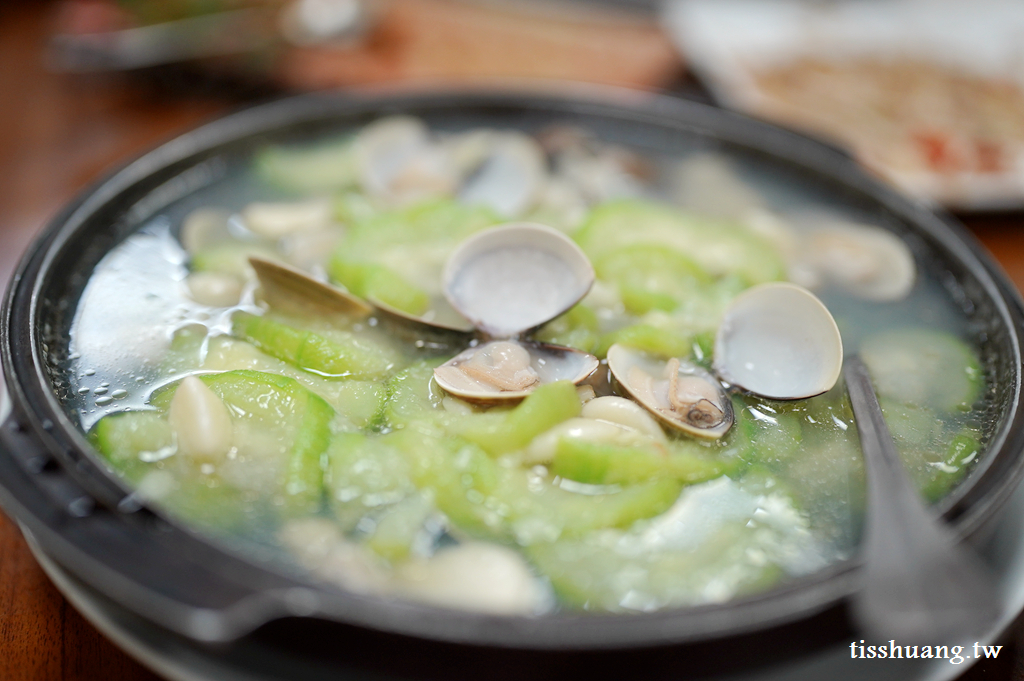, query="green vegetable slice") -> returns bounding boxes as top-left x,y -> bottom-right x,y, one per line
90,414 -> 253,533
341,199 -> 500,257
515,477 -> 683,541
385,429 -> 684,543
880,399 -> 944,448
91,411 -> 174,481
366,492 -> 434,562
255,136 -> 358,193
457,381 -> 582,456
232,312 -> 396,379
528,522 -> 782,611
327,200 -> 501,317
535,304 -> 600,355
919,428 -> 982,502
325,431 -> 416,530
328,257 -> 430,316
526,475 -> 813,611
730,396 -> 804,468
596,245 -> 712,315
575,200 -> 786,286
595,323 -> 694,360
381,358 -> 448,429
860,328 -> 982,412
552,438 -> 730,486
153,370 -> 336,515
211,370 -> 334,515
388,430 -> 505,537
201,336 -> 386,427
